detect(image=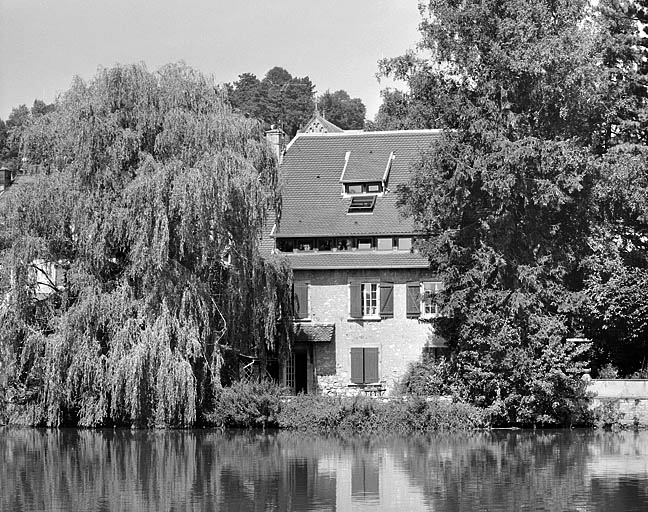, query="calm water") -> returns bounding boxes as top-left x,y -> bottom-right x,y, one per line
2,428 -> 648,511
